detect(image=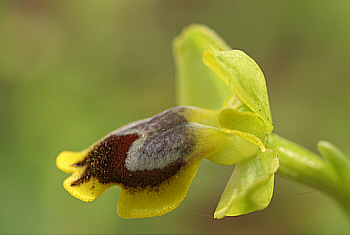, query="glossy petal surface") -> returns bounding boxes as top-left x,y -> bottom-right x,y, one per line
214,149 -> 279,219
203,43 -> 273,133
